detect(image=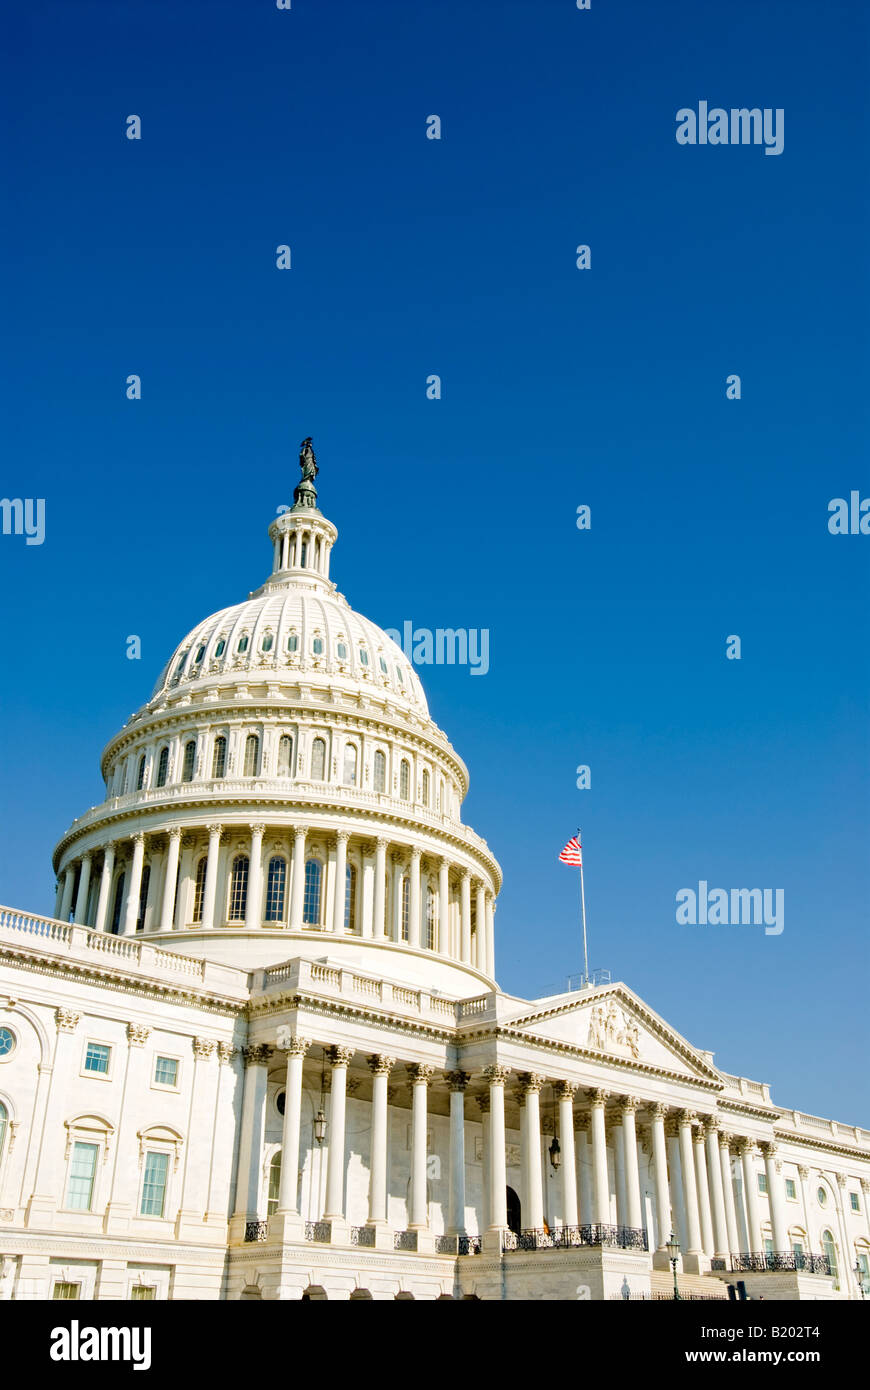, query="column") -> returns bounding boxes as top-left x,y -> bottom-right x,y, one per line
201,824 -> 222,931
438,860 -> 450,956
245,824 -> 265,929
693,1125 -> 715,1255
324,1046 -> 353,1220
556,1082 -> 578,1227
576,1117 -> 592,1224
288,825 -> 307,931
678,1111 -> 702,1254
484,1066 -> 510,1231
760,1142 -> 790,1252
407,847 -> 421,948
460,871 -> 472,962
104,1024 -> 153,1231
477,1094 -> 491,1231
612,1113 -> 626,1225
360,844 -> 375,938
275,1036 -> 310,1216
331,830 -> 349,933
485,893 -> 495,976
408,1064 -> 435,1229
121,833 -> 145,935
704,1118 -> 730,1259
176,1037 -> 218,1235
589,1089 -> 610,1225
231,1044 -> 273,1227
518,1074 -> 545,1230
738,1138 -> 762,1253
666,1119 -> 688,1253
54,877 -> 64,918
25,1008 -> 81,1223
74,854 -> 92,926
367,1055 -> 394,1226
390,853 -> 404,941
720,1133 -> 741,1255
59,865 -> 76,921
206,1043 -> 236,1222
93,844 -> 116,933
650,1104 -> 672,1251
620,1097 -> 643,1231
159,829 -> 182,933
447,1072 -> 469,1235
373,838 -> 388,938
